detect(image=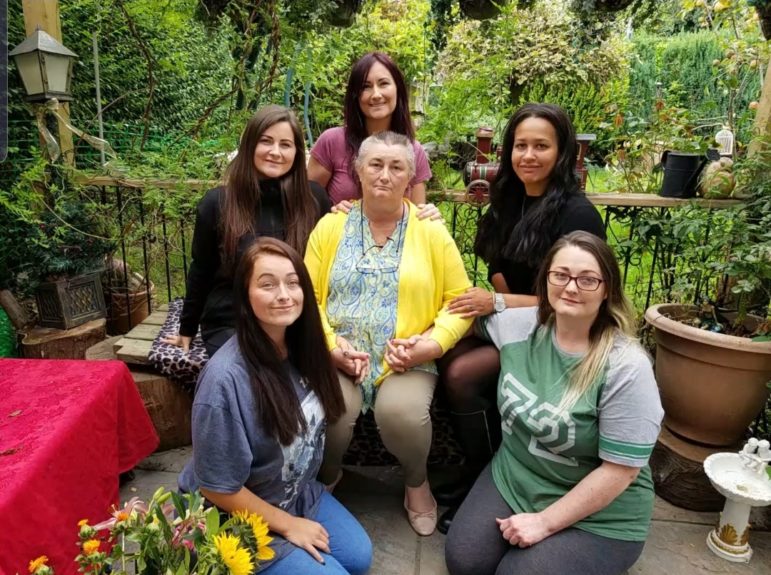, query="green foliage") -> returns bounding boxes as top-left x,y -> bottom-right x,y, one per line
0,161 -> 115,294
627,32 -> 753,122
521,74 -> 630,159
419,2 -> 629,146
709,145 -> 771,323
